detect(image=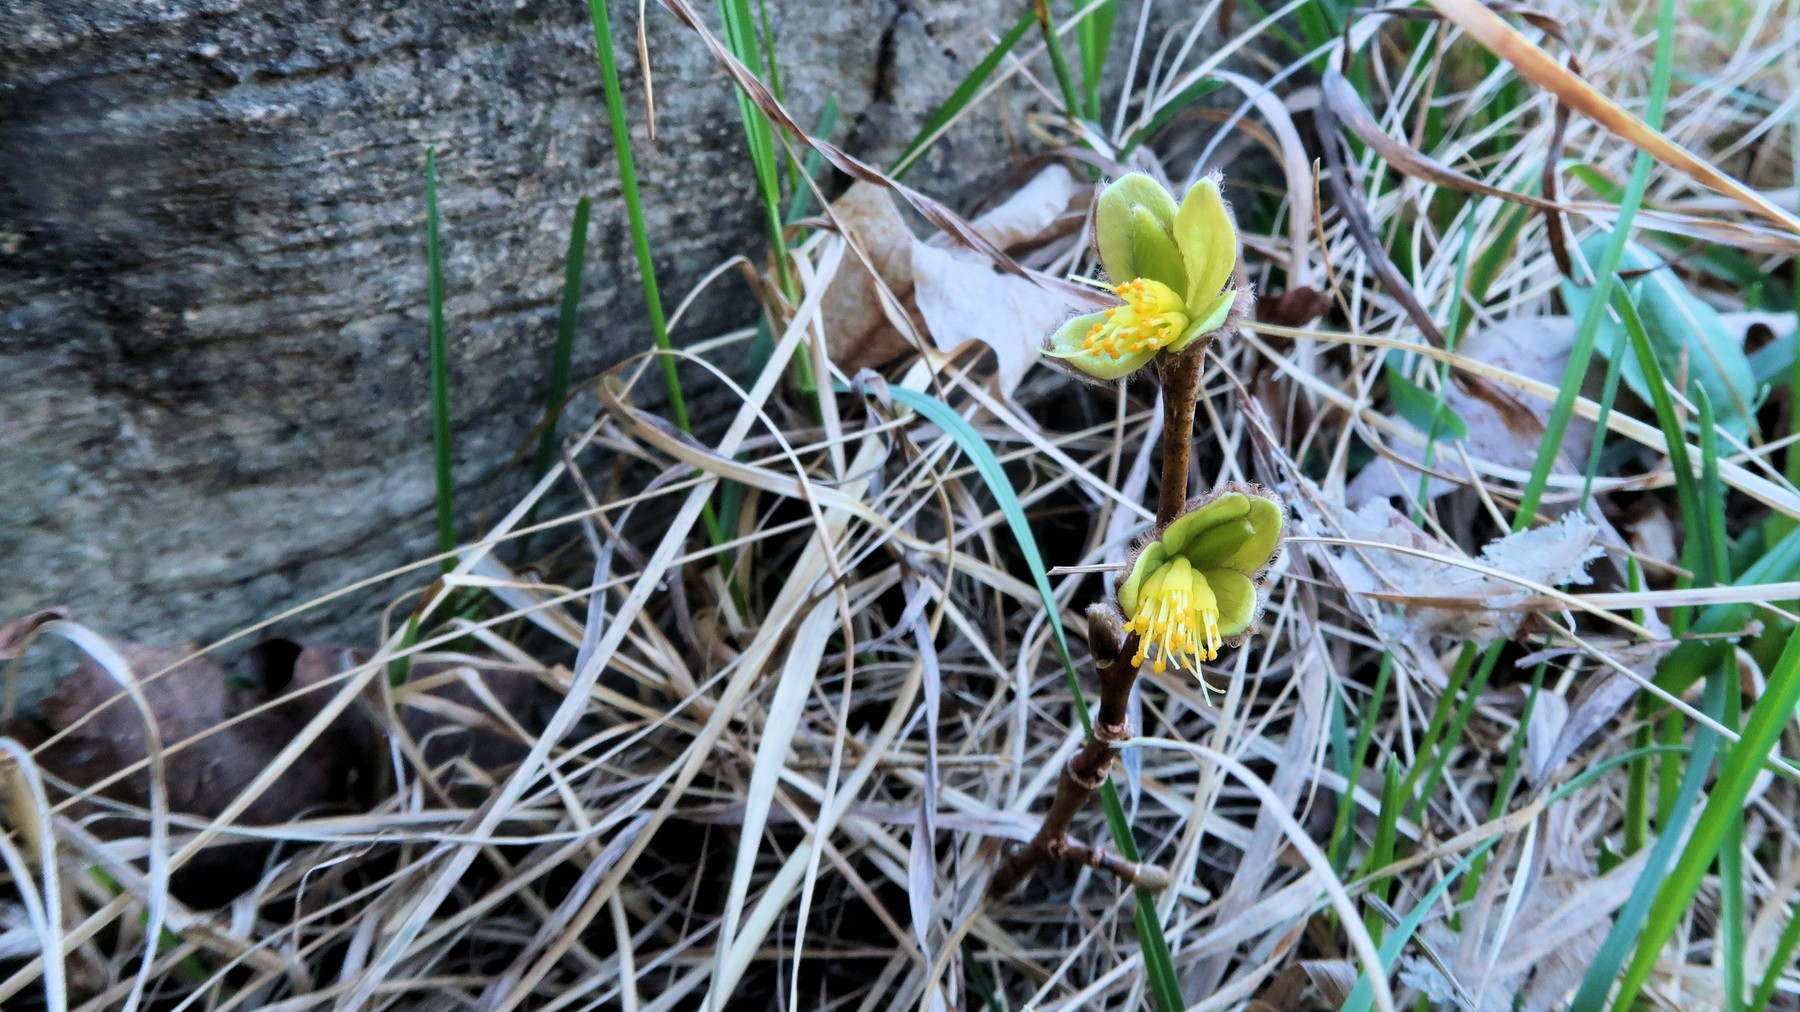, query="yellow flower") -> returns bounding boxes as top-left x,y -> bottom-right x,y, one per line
1046,172 -> 1241,380
1116,488 -> 1283,674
